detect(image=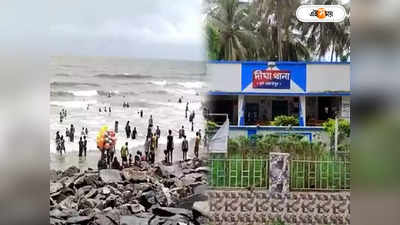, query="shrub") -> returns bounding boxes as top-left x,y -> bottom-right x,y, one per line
272,115 -> 299,126
206,120 -> 218,130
